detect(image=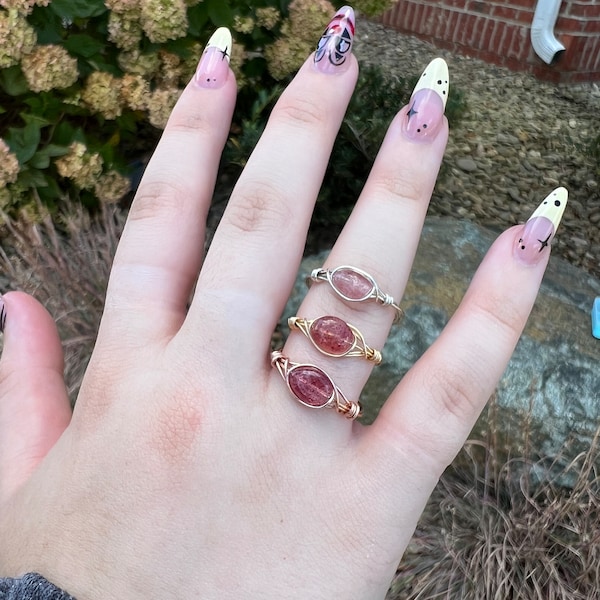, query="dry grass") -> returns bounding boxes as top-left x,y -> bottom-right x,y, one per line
388,400 -> 600,600
0,203 -> 125,402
